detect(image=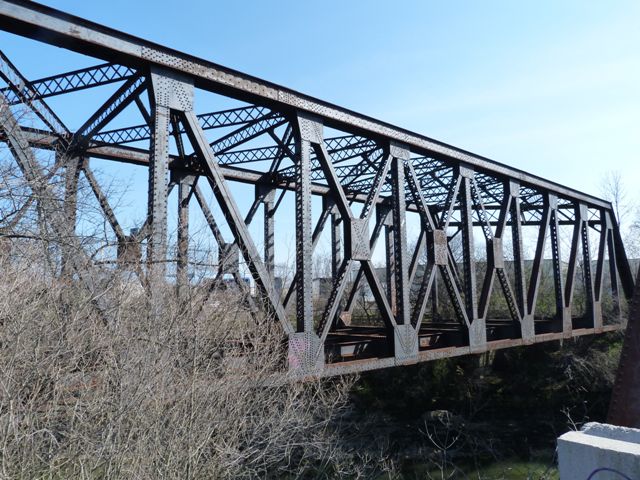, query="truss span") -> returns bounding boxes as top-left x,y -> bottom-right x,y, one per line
0,0 -> 634,377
